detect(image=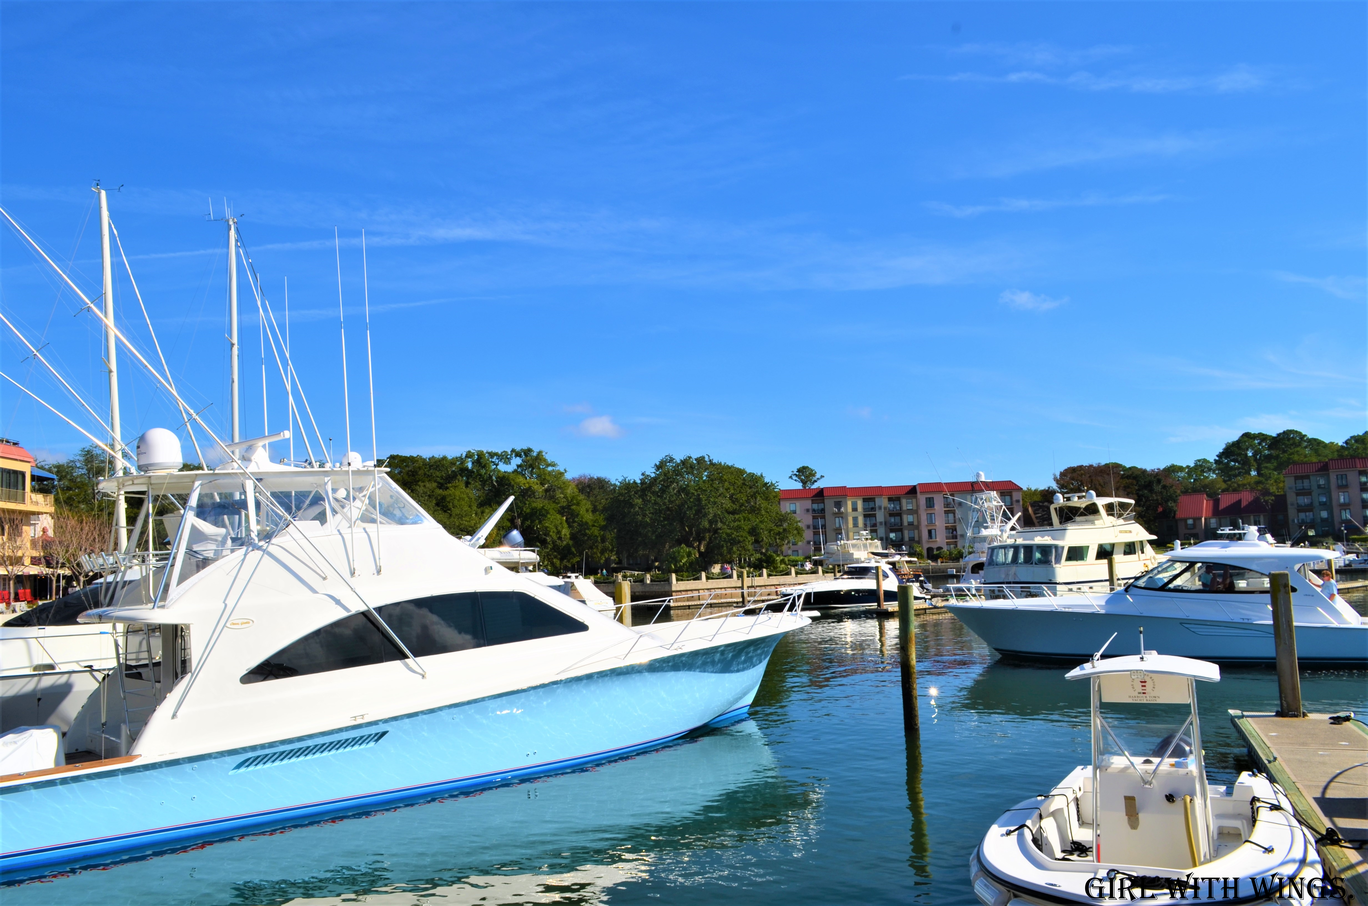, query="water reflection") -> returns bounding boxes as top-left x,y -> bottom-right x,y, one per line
9,610 -> 1361,906
7,722 -> 819,905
